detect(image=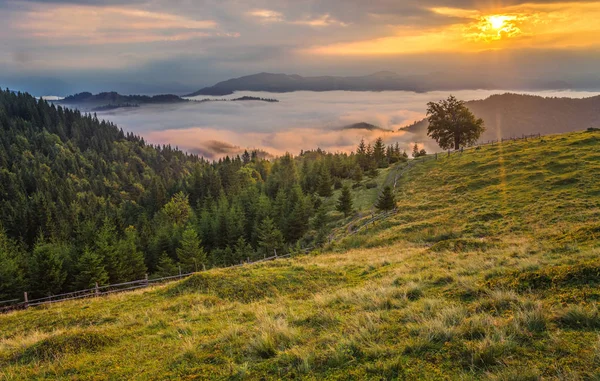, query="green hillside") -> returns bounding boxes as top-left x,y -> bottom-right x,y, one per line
1,131 -> 600,380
